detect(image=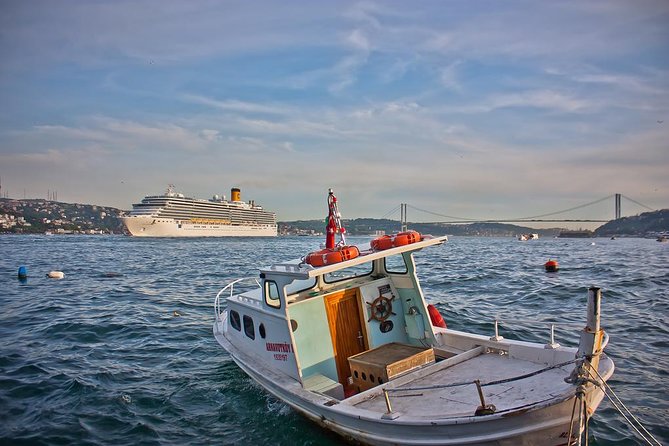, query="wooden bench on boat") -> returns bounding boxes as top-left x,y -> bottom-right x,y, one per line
348,343 -> 435,391
302,373 -> 345,400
